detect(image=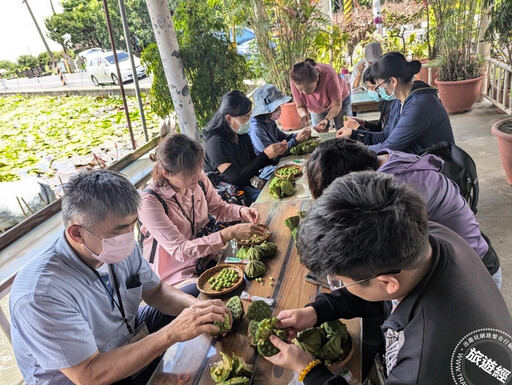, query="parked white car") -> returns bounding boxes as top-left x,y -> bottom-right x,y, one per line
86,51 -> 146,86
